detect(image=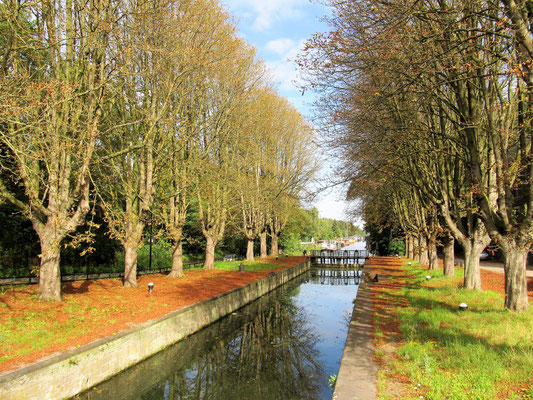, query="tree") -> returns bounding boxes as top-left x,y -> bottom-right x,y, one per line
95,0 -> 180,287
194,37 -> 259,270
154,0 -> 235,277
267,105 -> 318,255
299,0 -> 531,311
234,88 -> 317,260
0,0 -> 118,301
235,88 -> 275,261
